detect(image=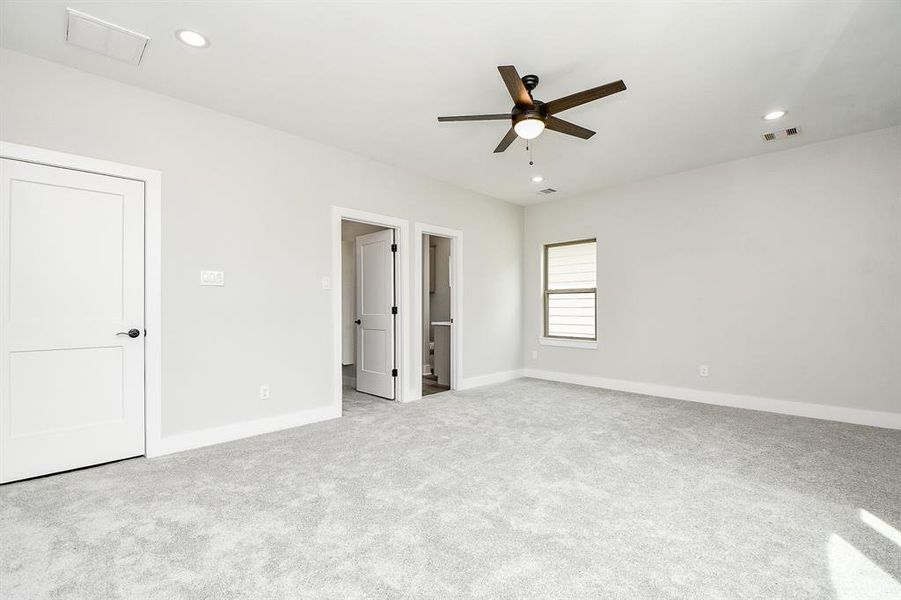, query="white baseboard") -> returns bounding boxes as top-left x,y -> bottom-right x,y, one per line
146,369 -> 897,459
148,404 -> 341,458
459,369 -> 524,391
522,369 -> 901,430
